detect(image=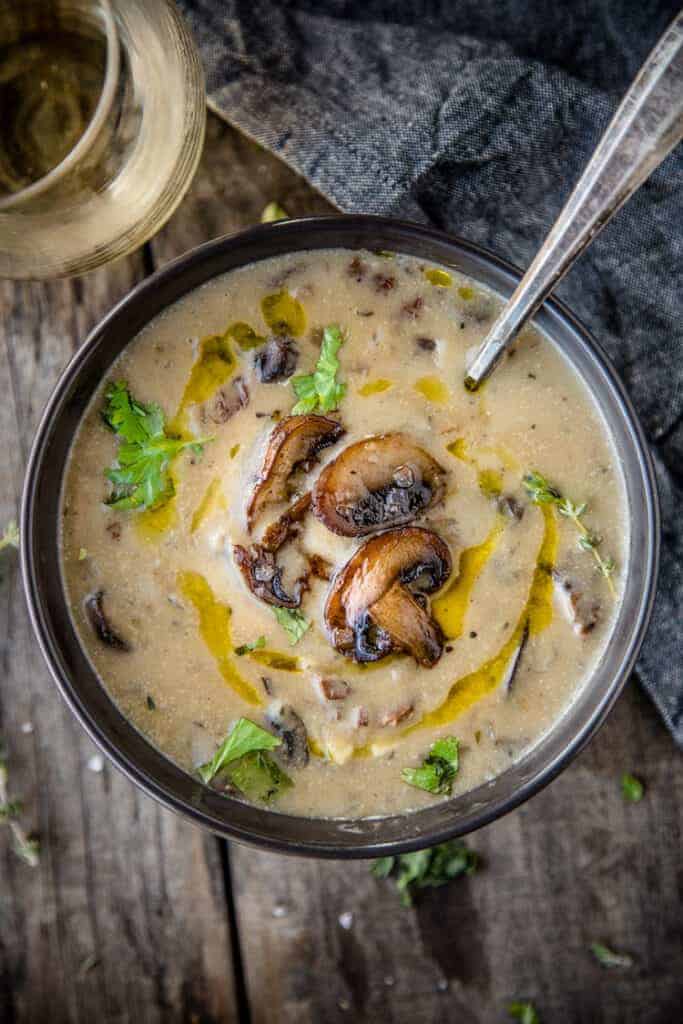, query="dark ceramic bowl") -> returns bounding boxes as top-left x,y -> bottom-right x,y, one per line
21,216 -> 659,857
